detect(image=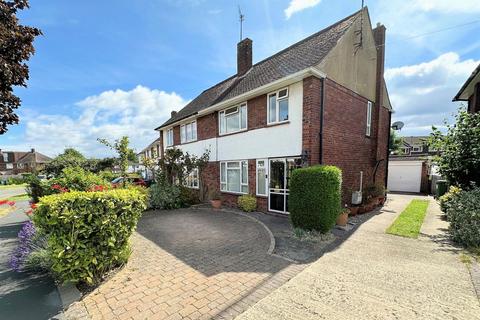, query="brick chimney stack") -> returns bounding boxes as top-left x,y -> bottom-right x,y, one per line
237,38 -> 252,76
171,111 -> 177,118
